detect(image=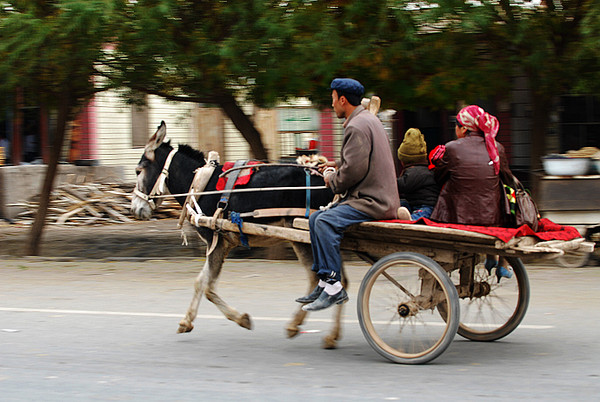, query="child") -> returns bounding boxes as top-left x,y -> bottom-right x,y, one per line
396,128 -> 440,221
